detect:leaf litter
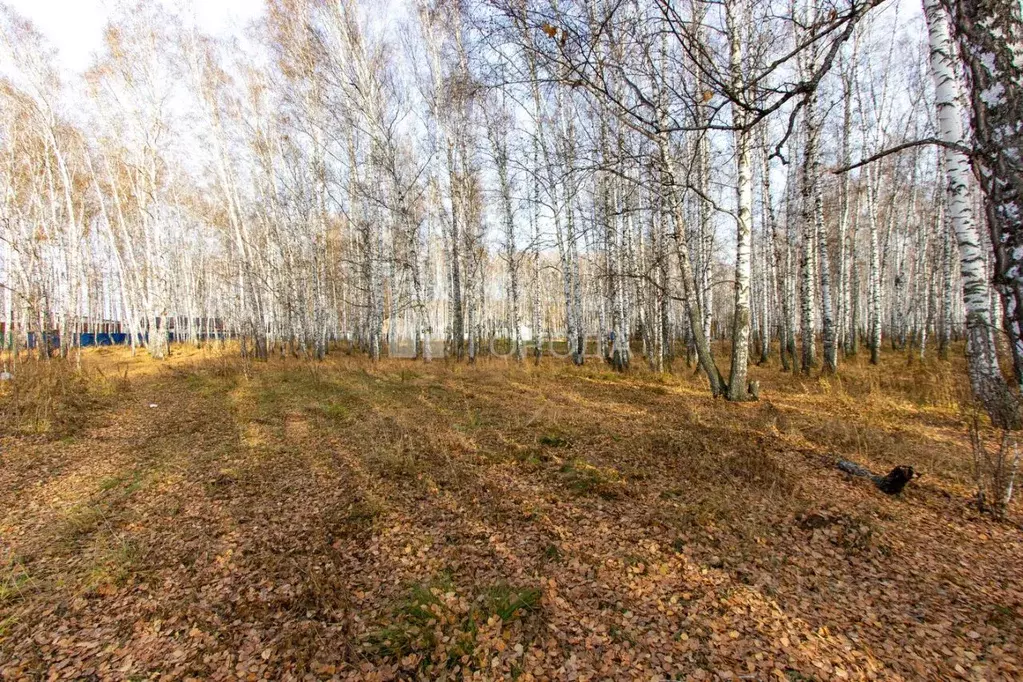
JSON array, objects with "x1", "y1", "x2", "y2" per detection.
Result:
[{"x1": 0, "y1": 347, "x2": 1020, "y2": 680}]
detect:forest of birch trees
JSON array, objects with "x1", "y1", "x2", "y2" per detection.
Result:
[{"x1": 1, "y1": 0, "x2": 1021, "y2": 410}]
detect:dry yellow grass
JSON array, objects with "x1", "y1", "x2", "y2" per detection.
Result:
[{"x1": 0, "y1": 345, "x2": 1020, "y2": 680}]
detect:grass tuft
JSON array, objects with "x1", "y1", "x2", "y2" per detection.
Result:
[
  {"x1": 365, "y1": 574, "x2": 543, "y2": 671},
  {"x1": 539, "y1": 432, "x2": 571, "y2": 448},
  {"x1": 0, "y1": 360, "x2": 106, "y2": 437},
  {"x1": 558, "y1": 458, "x2": 622, "y2": 498}
]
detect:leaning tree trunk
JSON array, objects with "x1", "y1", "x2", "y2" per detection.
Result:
[
  {"x1": 942, "y1": 0, "x2": 1023, "y2": 394},
  {"x1": 925, "y1": 0, "x2": 1019, "y2": 427},
  {"x1": 661, "y1": 137, "x2": 725, "y2": 396}
]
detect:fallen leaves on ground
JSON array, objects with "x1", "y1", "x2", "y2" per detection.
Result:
[{"x1": 0, "y1": 347, "x2": 1020, "y2": 680}]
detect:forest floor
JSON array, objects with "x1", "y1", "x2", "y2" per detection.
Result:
[{"x1": 1, "y1": 345, "x2": 1021, "y2": 681}]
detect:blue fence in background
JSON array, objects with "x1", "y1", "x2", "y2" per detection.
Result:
[
  {"x1": 79, "y1": 333, "x2": 135, "y2": 347},
  {"x1": 17, "y1": 331, "x2": 227, "y2": 349},
  {"x1": 24, "y1": 332, "x2": 138, "y2": 349}
]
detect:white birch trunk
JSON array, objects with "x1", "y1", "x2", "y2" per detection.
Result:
[
  {"x1": 725, "y1": 0, "x2": 754, "y2": 401},
  {"x1": 925, "y1": 0, "x2": 1017, "y2": 425}
]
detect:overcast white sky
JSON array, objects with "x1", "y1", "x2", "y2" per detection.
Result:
[{"x1": 5, "y1": 0, "x2": 266, "y2": 73}]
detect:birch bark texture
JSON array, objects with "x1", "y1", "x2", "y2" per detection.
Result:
[
  {"x1": 925, "y1": 0, "x2": 1018, "y2": 427},
  {"x1": 941, "y1": 0, "x2": 1023, "y2": 393}
]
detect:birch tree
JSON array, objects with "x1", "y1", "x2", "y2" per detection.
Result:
[
  {"x1": 942, "y1": 0, "x2": 1023, "y2": 393},
  {"x1": 924, "y1": 0, "x2": 1018, "y2": 426}
]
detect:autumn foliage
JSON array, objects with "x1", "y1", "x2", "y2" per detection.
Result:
[{"x1": 0, "y1": 347, "x2": 1021, "y2": 680}]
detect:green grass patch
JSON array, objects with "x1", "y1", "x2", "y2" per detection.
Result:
[
  {"x1": 316, "y1": 399, "x2": 352, "y2": 422},
  {"x1": 84, "y1": 537, "x2": 147, "y2": 595},
  {"x1": 480, "y1": 582, "x2": 542, "y2": 621},
  {"x1": 558, "y1": 458, "x2": 622, "y2": 498},
  {"x1": 455, "y1": 410, "x2": 486, "y2": 432},
  {"x1": 184, "y1": 371, "x2": 236, "y2": 398},
  {"x1": 539, "y1": 433, "x2": 571, "y2": 448},
  {"x1": 56, "y1": 503, "x2": 107, "y2": 547},
  {"x1": 324, "y1": 497, "x2": 386, "y2": 541},
  {"x1": 0, "y1": 556, "x2": 33, "y2": 606},
  {"x1": 364, "y1": 436, "x2": 427, "y2": 481},
  {"x1": 364, "y1": 575, "x2": 543, "y2": 671},
  {"x1": 98, "y1": 476, "x2": 123, "y2": 491},
  {"x1": 542, "y1": 543, "x2": 563, "y2": 562}
]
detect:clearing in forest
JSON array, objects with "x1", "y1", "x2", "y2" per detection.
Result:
[{"x1": 1, "y1": 347, "x2": 1021, "y2": 680}]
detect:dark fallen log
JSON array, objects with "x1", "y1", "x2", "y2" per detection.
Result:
[{"x1": 837, "y1": 460, "x2": 918, "y2": 495}]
